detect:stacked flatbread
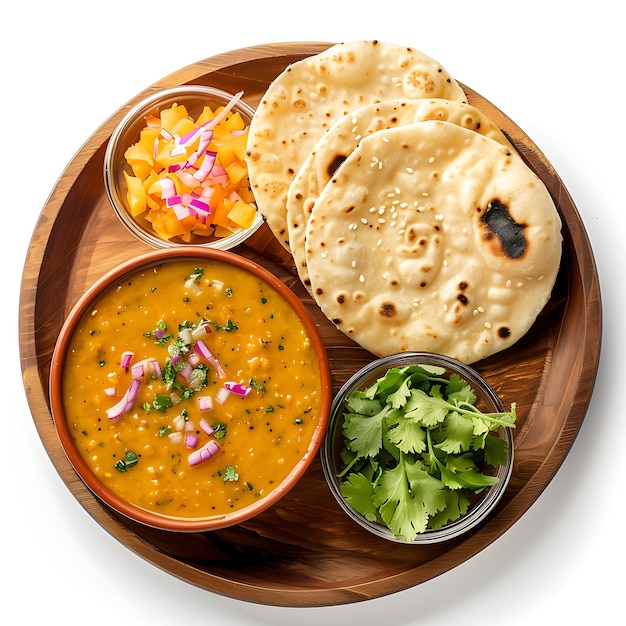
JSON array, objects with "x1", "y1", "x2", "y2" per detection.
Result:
[
  {"x1": 246, "y1": 40, "x2": 467, "y2": 250},
  {"x1": 245, "y1": 41, "x2": 563, "y2": 364}
]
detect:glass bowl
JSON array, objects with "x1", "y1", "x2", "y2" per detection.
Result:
[
  {"x1": 103, "y1": 85, "x2": 264, "y2": 250},
  {"x1": 321, "y1": 351, "x2": 515, "y2": 544}
]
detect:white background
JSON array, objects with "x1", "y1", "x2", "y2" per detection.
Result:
[{"x1": 3, "y1": 1, "x2": 623, "y2": 623}]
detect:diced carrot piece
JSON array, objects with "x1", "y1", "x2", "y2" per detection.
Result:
[
  {"x1": 160, "y1": 104, "x2": 188, "y2": 131},
  {"x1": 196, "y1": 106, "x2": 215, "y2": 126},
  {"x1": 214, "y1": 224, "x2": 234, "y2": 238},
  {"x1": 230, "y1": 130, "x2": 249, "y2": 161},
  {"x1": 228, "y1": 200, "x2": 257, "y2": 229},
  {"x1": 123, "y1": 171, "x2": 147, "y2": 217},
  {"x1": 225, "y1": 161, "x2": 247, "y2": 184},
  {"x1": 237, "y1": 186, "x2": 255, "y2": 203},
  {"x1": 138, "y1": 126, "x2": 160, "y2": 152},
  {"x1": 213, "y1": 198, "x2": 234, "y2": 228},
  {"x1": 214, "y1": 141, "x2": 236, "y2": 167},
  {"x1": 217, "y1": 110, "x2": 245, "y2": 131},
  {"x1": 172, "y1": 117, "x2": 196, "y2": 140}
]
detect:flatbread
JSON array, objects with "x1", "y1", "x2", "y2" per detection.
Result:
[
  {"x1": 246, "y1": 40, "x2": 467, "y2": 250},
  {"x1": 287, "y1": 98, "x2": 513, "y2": 290},
  {"x1": 305, "y1": 120, "x2": 562, "y2": 364}
]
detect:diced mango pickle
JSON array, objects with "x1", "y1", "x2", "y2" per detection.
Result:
[
  {"x1": 122, "y1": 95, "x2": 257, "y2": 243},
  {"x1": 228, "y1": 200, "x2": 257, "y2": 229}
]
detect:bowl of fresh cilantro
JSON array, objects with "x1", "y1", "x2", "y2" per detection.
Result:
[{"x1": 321, "y1": 352, "x2": 517, "y2": 544}]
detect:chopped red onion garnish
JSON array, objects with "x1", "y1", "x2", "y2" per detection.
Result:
[
  {"x1": 185, "y1": 434, "x2": 200, "y2": 449},
  {"x1": 120, "y1": 351, "x2": 134, "y2": 371},
  {"x1": 198, "y1": 396, "x2": 213, "y2": 412},
  {"x1": 154, "y1": 325, "x2": 168, "y2": 340},
  {"x1": 215, "y1": 387, "x2": 230, "y2": 405},
  {"x1": 199, "y1": 418, "x2": 216, "y2": 436},
  {"x1": 193, "y1": 150, "x2": 217, "y2": 182},
  {"x1": 194, "y1": 340, "x2": 226, "y2": 378},
  {"x1": 188, "y1": 439, "x2": 221, "y2": 466},
  {"x1": 106, "y1": 378, "x2": 140, "y2": 421},
  {"x1": 224, "y1": 381, "x2": 252, "y2": 397}
]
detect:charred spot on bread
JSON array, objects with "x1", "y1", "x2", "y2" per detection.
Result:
[
  {"x1": 481, "y1": 199, "x2": 527, "y2": 259},
  {"x1": 379, "y1": 302, "x2": 397, "y2": 317},
  {"x1": 327, "y1": 154, "x2": 348, "y2": 177}
]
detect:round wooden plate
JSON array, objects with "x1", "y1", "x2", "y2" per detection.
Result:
[{"x1": 19, "y1": 42, "x2": 601, "y2": 607}]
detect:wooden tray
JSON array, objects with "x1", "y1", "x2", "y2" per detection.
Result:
[{"x1": 19, "y1": 42, "x2": 601, "y2": 607}]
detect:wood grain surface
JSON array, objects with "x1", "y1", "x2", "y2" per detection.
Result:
[{"x1": 19, "y1": 42, "x2": 601, "y2": 607}]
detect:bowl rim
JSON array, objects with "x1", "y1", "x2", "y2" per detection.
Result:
[
  {"x1": 49, "y1": 246, "x2": 332, "y2": 532},
  {"x1": 103, "y1": 85, "x2": 263, "y2": 250},
  {"x1": 320, "y1": 351, "x2": 514, "y2": 544}
]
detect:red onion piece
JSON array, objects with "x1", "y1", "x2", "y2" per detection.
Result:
[
  {"x1": 215, "y1": 387, "x2": 230, "y2": 405},
  {"x1": 193, "y1": 340, "x2": 226, "y2": 378},
  {"x1": 185, "y1": 434, "x2": 200, "y2": 449},
  {"x1": 188, "y1": 440, "x2": 221, "y2": 466},
  {"x1": 106, "y1": 378, "x2": 140, "y2": 421},
  {"x1": 154, "y1": 324, "x2": 168, "y2": 340},
  {"x1": 198, "y1": 396, "x2": 213, "y2": 412},
  {"x1": 199, "y1": 418, "x2": 216, "y2": 436},
  {"x1": 224, "y1": 381, "x2": 252, "y2": 397},
  {"x1": 178, "y1": 361, "x2": 193, "y2": 382},
  {"x1": 120, "y1": 351, "x2": 134, "y2": 371},
  {"x1": 193, "y1": 151, "x2": 217, "y2": 182},
  {"x1": 159, "y1": 177, "x2": 176, "y2": 199}
]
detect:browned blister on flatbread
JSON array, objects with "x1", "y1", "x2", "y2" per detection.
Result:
[
  {"x1": 304, "y1": 120, "x2": 562, "y2": 364},
  {"x1": 286, "y1": 98, "x2": 513, "y2": 291},
  {"x1": 246, "y1": 40, "x2": 467, "y2": 250}
]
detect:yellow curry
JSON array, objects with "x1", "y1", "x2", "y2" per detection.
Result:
[{"x1": 62, "y1": 258, "x2": 325, "y2": 519}]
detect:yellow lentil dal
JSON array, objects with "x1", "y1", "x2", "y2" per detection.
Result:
[{"x1": 62, "y1": 259, "x2": 324, "y2": 518}]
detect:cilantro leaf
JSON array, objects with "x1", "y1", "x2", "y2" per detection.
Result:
[
  {"x1": 433, "y1": 410, "x2": 474, "y2": 454},
  {"x1": 341, "y1": 472, "x2": 380, "y2": 523},
  {"x1": 387, "y1": 411, "x2": 427, "y2": 454},
  {"x1": 429, "y1": 489, "x2": 471, "y2": 529},
  {"x1": 445, "y1": 452, "x2": 500, "y2": 490},
  {"x1": 345, "y1": 390, "x2": 383, "y2": 416},
  {"x1": 403, "y1": 386, "x2": 450, "y2": 427},
  {"x1": 342, "y1": 405, "x2": 394, "y2": 459},
  {"x1": 387, "y1": 377, "x2": 412, "y2": 409},
  {"x1": 483, "y1": 432, "x2": 510, "y2": 467},
  {"x1": 372, "y1": 454, "x2": 446, "y2": 541}
]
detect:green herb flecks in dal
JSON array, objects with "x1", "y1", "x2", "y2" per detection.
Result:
[{"x1": 338, "y1": 364, "x2": 516, "y2": 542}]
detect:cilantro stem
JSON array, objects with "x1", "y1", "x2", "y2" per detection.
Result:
[{"x1": 453, "y1": 401, "x2": 517, "y2": 428}]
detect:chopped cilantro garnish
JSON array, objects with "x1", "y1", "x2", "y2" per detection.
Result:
[
  {"x1": 223, "y1": 465, "x2": 239, "y2": 482},
  {"x1": 212, "y1": 318, "x2": 238, "y2": 332},
  {"x1": 212, "y1": 423, "x2": 227, "y2": 439},
  {"x1": 188, "y1": 268, "x2": 204, "y2": 282},
  {"x1": 249, "y1": 379, "x2": 266, "y2": 392},
  {"x1": 114, "y1": 450, "x2": 138, "y2": 472},
  {"x1": 150, "y1": 394, "x2": 174, "y2": 412},
  {"x1": 158, "y1": 425, "x2": 172, "y2": 437}
]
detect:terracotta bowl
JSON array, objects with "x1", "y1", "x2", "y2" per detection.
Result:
[
  {"x1": 103, "y1": 85, "x2": 264, "y2": 249},
  {"x1": 321, "y1": 351, "x2": 514, "y2": 544},
  {"x1": 49, "y1": 247, "x2": 331, "y2": 532}
]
